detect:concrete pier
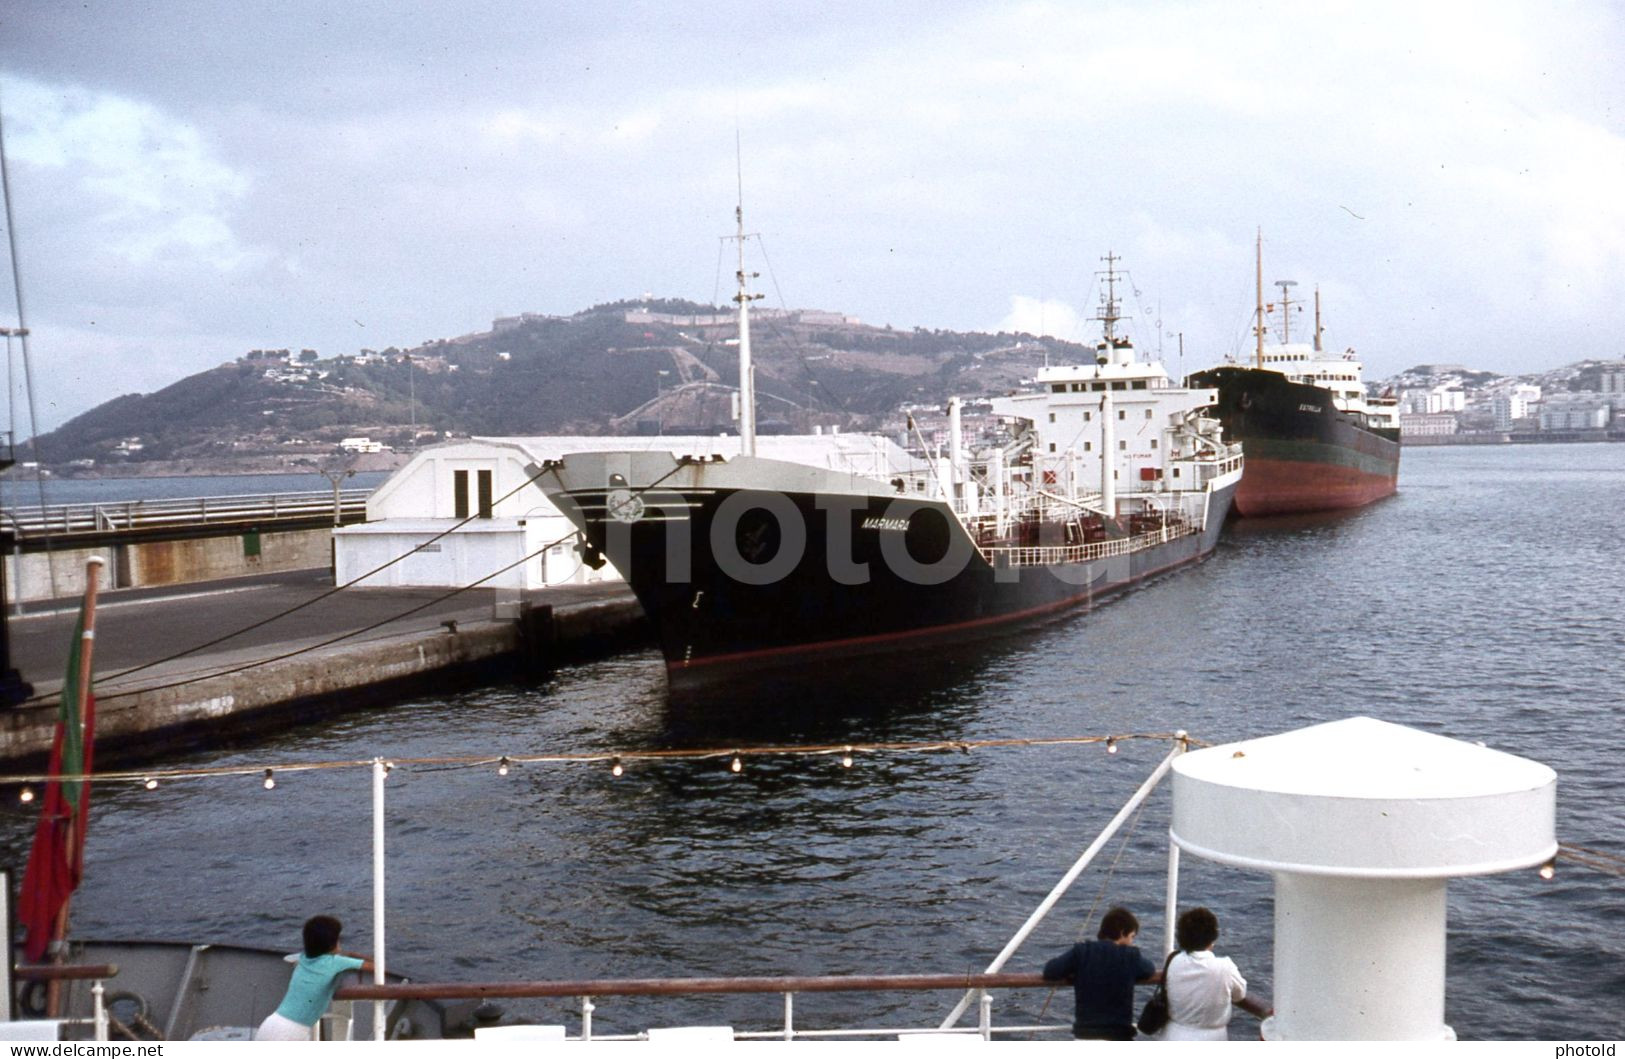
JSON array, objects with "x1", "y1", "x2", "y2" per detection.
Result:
[{"x1": 0, "y1": 569, "x2": 645, "y2": 767}]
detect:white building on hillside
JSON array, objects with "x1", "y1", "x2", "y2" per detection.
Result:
[{"x1": 334, "y1": 433, "x2": 919, "y2": 589}]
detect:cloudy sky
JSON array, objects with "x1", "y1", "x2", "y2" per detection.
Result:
[{"x1": 1, "y1": 0, "x2": 1621, "y2": 433}]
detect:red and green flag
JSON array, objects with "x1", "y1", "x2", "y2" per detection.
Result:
[{"x1": 20, "y1": 598, "x2": 97, "y2": 962}]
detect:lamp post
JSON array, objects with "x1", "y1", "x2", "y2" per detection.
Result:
[
  {"x1": 0, "y1": 326, "x2": 31, "y2": 706},
  {"x1": 0, "y1": 326, "x2": 24, "y2": 465},
  {"x1": 322, "y1": 467, "x2": 357, "y2": 527},
  {"x1": 405, "y1": 354, "x2": 416, "y2": 446}
]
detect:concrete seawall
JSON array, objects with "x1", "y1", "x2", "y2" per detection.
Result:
[
  {"x1": 7, "y1": 527, "x2": 335, "y2": 603},
  {"x1": 1, "y1": 576, "x2": 646, "y2": 769}
]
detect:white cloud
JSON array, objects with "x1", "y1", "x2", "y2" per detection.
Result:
[
  {"x1": 3, "y1": 77, "x2": 257, "y2": 270},
  {"x1": 998, "y1": 295, "x2": 1088, "y2": 342}
]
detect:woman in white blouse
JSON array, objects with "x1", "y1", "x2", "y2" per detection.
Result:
[{"x1": 1158, "y1": 907, "x2": 1271, "y2": 1041}]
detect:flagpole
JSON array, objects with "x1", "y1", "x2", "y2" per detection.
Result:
[{"x1": 47, "y1": 556, "x2": 102, "y2": 1016}]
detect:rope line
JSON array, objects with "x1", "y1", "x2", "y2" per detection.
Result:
[
  {"x1": 67, "y1": 461, "x2": 565, "y2": 695},
  {"x1": 1557, "y1": 843, "x2": 1625, "y2": 878},
  {"x1": 0, "y1": 731, "x2": 1195, "y2": 786},
  {"x1": 24, "y1": 449, "x2": 691, "y2": 708},
  {"x1": 87, "y1": 530, "x2": 577, "y2": 703}
]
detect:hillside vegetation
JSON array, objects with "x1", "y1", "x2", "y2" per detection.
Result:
[{"x1": 22, "y1": 299, "x2": 1081, "y2": 471}]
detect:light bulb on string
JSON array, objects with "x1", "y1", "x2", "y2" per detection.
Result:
[
  {"x1": 19, "y1": 786, "x2": 34, "y2": 804},
  {"x1": 1106, "y1": 737, "x2": 1118, "y2": 755},
  {"x1": 610, "y1": 757, "x2": 623, "y2": 778},
  {"x1": 841, "y1": 747, "x2": 854, "y2": 769},
  {"x1": 262, "y1": 769, "x2": 276, "y2": 790},
  {"x1": 497, "y1": 756, "x2": 510, "y2": 777},
  {"x1": 1538, "y1": 858, "x2": 1556, "y2": 880},
  {"x1": 730, "y1": 754, "x2": 743, "y2": 774},
  {"x1": 143, "y1": 777, "x2": 159, "y2": 790}
]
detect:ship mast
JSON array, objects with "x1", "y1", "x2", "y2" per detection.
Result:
[
  {"x1": 1254, "y1": 229, "x2": 1265, "y2": 369},
  {"x1": 1094, "y1": 251, "x2": 1123, "y2": 353},
  {"x1": 1274, "y1": 279, "x2": 1298, "y2": 344},
  {"x1": 732, "y1": 150, "x2": 763, "y2": 456},
  {"x1": 1314, "y1": 285, "x2": 1324, "y2": 352}
]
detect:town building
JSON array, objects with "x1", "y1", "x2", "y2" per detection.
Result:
[{"x1": 1399, "y1": 413, "x2": 1459, "y2": 437}]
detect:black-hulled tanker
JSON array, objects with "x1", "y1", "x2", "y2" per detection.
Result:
[{"x1": 539, "y1": 256, "x2": 1242, "y2": 690}]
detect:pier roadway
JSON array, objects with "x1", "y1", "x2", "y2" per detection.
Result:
[{"x1": 1, "y1": 569, "x2": 643, "y2": 767}]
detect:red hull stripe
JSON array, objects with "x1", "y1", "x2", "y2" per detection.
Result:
[
  {"x1": 1235, "y1": 456, "x2": 1397, "y2": 517},
  {"x1": 667, "y1": 550, "x2": 1206, "y2": 673}
]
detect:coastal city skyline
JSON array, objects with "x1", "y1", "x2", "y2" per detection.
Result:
[{"x1": 2, "y1": 0, "x2": 1622, "y2": 433}]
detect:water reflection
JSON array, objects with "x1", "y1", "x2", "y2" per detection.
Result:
[{"x1": 658, "y1": 635, "x2": 1030, "y2": 744}]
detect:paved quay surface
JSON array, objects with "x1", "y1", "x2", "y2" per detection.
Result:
[{"x1": 2, "y1": 569, "x2": 642, "y2": 766}]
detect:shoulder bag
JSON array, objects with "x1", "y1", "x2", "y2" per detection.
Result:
[{"x1": 1137, "y1": 950, "x2": 1181, "y2": 1037}]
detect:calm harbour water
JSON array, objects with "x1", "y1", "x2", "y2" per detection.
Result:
[{"x1": 2, "y1": 445, "x2": 1621, "y2": 1040}]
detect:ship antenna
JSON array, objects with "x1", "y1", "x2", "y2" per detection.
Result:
[
  {"x1": 1274, "y1": 279, "x2": 1298, "y2": 344},
  {"x1": 732, "y1": 133, "x2": 763, "y2": 456},
  {"x1": 1254, "y1": 229, "x2": 1264, "y2": 369},
  {"x1": 1314, "y1": 285, "x2": 1324, "y2": 352}
]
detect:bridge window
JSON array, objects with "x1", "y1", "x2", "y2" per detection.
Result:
[
  {"x1": 478, "y1": 469, "x2": 494, "y2": 519},
  {"x1": 1052, "y1": 383, "x2": 1066, "y2": 393},
  {"x1": 454, "y1": 470, "x2": 469, "y2": 519},
  {"x1": 1111, "y1": 381, "x2": 1126, "y2": 390},
  {"x1": 1131, "y1": 380, "x2": 1146, "y2": 389}
]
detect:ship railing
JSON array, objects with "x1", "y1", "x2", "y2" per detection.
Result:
[
  {"x1": 1, "y1": 489, "x2": 373, "y2": 540},
  {"x1": 12, "y1": 963, "x2": 119, "y2": 1041},
  {"x1": 337, "y1": 972, "x2": 1071, "y2": 1041},
  {"x1": 982, "y1": 520, "x2": 1201, "y2": 568},
  {"x1": 336, "y1": 735, "x2": 1194, "y2": 1043}
]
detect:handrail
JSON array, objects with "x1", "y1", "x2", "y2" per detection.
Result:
[
  {"x1": 337, "y1": 971, "x2": 1050, "y2": 1002},
  {"x1": 982, "y1": 521, "x2": 1200, "y2": 568},
  {"x1": 13, "y1": 963, "x2": 120, "y2": 980},
  {"x1": 4, "y1": 489, "x2": 372, "y2": 539}
]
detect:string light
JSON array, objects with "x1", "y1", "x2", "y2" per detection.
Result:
[
  {"x1": 610, "y1": 757, "x2": 623, "y2": 778},
  {"x1": 497, "y1": 756, "x2": 510, "y2": 777},
  {"x1": 1539, "y1": 857, "x2": 1556, "y2": 880},
  {"x1": 1, "y1": 733, "x2": 1201, "y2": 792},
  {"x1": 262, "y1": 769, "x2": 276, "y2": 790},
  {"x1": 19, "y1": 786, "x2": 34, "y2": 803},
  {"x1": 1106, "y1": 737, "x2": 1118, "y2": 755}
]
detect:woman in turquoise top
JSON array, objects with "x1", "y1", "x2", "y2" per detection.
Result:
[{"x1": 256, "y1": 916, "x2": 372, "y2": 1041}]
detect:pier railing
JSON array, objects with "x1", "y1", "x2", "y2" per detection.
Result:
[
  {"x1": 2, "y1": 489, "x2": 372, "y2": 541},
  {"x1": 337, "y1": 972, "x2": 1071, "y2": 1041}
]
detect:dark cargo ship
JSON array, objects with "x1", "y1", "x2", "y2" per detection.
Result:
[
  {"x1": 538, "y1": 250, "x2": 1241, "y2": 688},
  {"x1": 1188, "y1": 237, "x2": 1399, "y2": 517}
]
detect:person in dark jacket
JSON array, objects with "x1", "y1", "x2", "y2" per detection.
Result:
[{"x1": 1042, "y1": 906, "x2": 1160, "y2": 1040}]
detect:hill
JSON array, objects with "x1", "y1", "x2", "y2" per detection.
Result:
[{"x1": 19, "y1": 299, "x2": 1085, "y2": 472}]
